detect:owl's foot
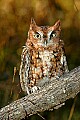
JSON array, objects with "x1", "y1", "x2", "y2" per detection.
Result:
[
  {"x1": 25, "y1": 86, "x2": 40, "y2": 95},
  {"x1": 30, "y1": 86, "x2": 40, "y2": 93}
]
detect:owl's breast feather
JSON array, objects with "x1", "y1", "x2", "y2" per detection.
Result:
[{"x1": 38, "y1": 50, "x2": 54, "y2": 76}]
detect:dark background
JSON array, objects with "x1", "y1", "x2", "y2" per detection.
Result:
[{"x1": 0, "y1": 0, "x2": 80, "y2": 120}]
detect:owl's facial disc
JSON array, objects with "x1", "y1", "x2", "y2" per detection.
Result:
[
  {"x1": 29, "y1": 20, "x2": 61, "y2": 48},
  {"x1": 32, "y1": 30, "x2": 59, "y2": 47}
]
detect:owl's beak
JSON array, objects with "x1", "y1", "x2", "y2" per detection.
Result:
[{"x1": 44, "y1": 39, "x2": 48, "y2": 46}]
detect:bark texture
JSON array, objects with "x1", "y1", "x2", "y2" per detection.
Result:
[{"x1": 0, "y1": 66, "x2": 80, "y2": 120}]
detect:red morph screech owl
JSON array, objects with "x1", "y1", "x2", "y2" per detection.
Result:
[{"x1": 19, "y1": 18, "x2": 69, "y2": 94}]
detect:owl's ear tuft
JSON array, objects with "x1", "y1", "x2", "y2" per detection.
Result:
[
  {"x1": 31, "y1": 18, "x2": 36, "y2": 25},
  {"x1": 54, "y1": 20, "x2": 61, "y2": 30},
  {"x1": 30, "y1": 18, "x2": 37, "y2": 30}
]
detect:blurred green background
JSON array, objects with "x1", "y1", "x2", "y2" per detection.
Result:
[{"x1": 0, "y1": 0, "x2": 80, "y2": 120}]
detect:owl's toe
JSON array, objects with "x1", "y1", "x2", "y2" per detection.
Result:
[{"x1": 31, "y1": 86, "x2": 40, "y2": 93}]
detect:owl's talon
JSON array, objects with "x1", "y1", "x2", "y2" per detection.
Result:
[{"x1": 31, "y1": 86, "x2": 40, "y2": 93}]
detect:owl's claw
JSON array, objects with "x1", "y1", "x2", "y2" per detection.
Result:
[{"x1": 31, "y1": 86, "x2": 40, "y2": 93}]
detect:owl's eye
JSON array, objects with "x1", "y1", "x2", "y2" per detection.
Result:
[
  {"x1": 50, "y1": 31, "x2": 56, "y2": 39},
  {"x1": 34, "y1": 32, "x2": 41, "y2": 39}
]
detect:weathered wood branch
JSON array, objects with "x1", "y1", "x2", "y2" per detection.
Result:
[{"x1": 0, "y1": 66, "x2": 80, "y2": 120}]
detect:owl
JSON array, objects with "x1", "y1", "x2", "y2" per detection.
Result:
[{"x1": 19, "y1": 18, "x2": 69, "y2": 94}]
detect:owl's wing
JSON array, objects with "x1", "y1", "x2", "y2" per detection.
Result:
[
  {"x1": 61, "y1": 53, "x2": 69, "y2": 73},
  {"x1": 19, "y1": 46, "x2": 30, "y2": 94}
]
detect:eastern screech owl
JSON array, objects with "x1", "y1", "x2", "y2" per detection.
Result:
[{"x1": 19, "y1": 18, "x2": 69, "y2": 94}]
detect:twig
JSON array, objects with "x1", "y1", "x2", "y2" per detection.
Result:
[{"x1": 68, "y1": 96, "x2": 77, "y2": 120}]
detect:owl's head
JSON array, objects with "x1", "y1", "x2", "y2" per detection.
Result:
[{"x1": 27, "y1": 18, "x2": 61, "y2": 49}]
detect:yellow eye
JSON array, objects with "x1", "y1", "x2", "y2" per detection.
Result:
[
  {"x1": 50, "y1": 31, "x2": 56, "y2": 39},
  {"x1": 52, "y1": 33, "x2": 56, "y2": 37},
  {"x1": 34, "y1": 32, "x2": 41, "y2": 39}
]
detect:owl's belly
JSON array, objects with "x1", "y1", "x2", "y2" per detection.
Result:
[
  {"x1": 31, "y1": 50, "x2": 55, "y2": 81},
  {"x1": 39, "y1": 50, "x2": 53, "y2": 76},
  {"x1": 29, "y1": 49, "x2": 65, "y2": 86}
]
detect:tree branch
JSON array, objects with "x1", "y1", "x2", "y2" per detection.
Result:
[{"x1": 0, "y1": 66, "x2": 80, "y2": 120}]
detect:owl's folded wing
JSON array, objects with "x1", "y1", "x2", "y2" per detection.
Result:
[{"x1": 19, "y1": 46, "x2": 30, "y2": 94}]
